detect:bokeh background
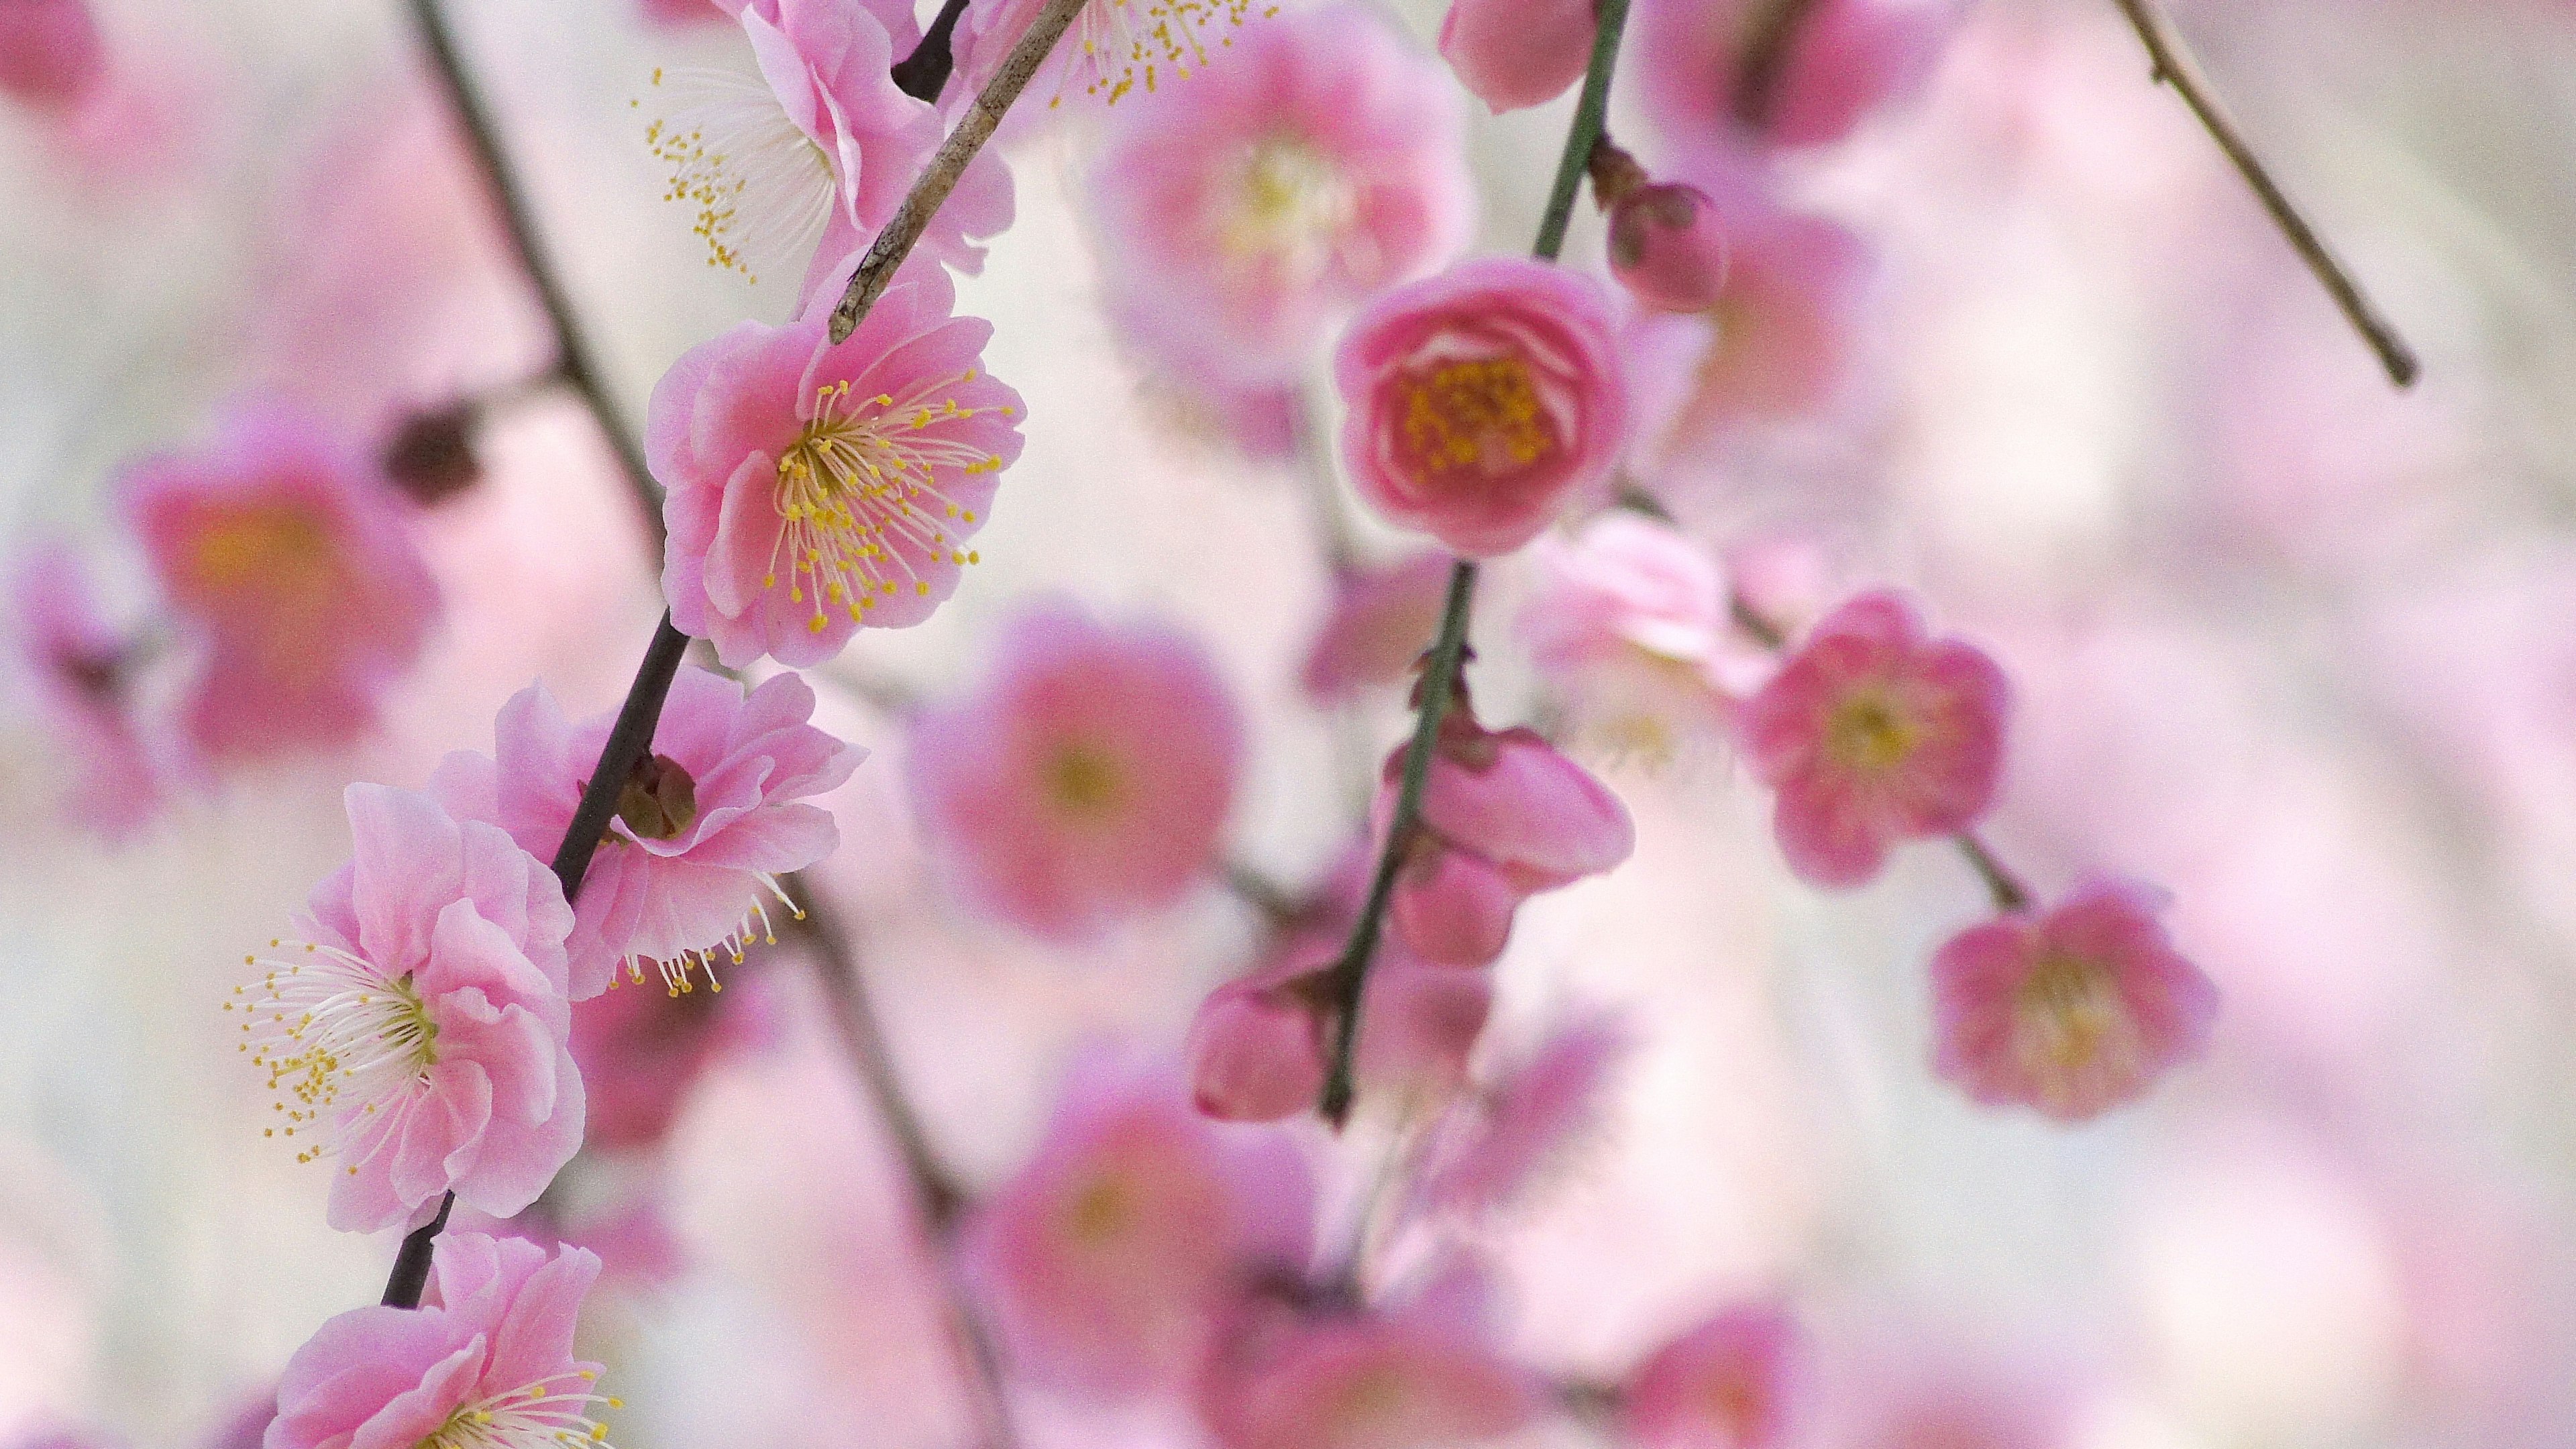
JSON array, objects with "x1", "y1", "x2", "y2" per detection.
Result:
[{"x1": 4, "y1": 0, "x2": 2575, "y2": 1446}]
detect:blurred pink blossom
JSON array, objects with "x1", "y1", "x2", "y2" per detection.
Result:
[
  {"x1": 1738, "y1": 590, "x2": 2006, "y2": 889},
  {"x1": 639, "y1": 0, "x2": 728, "y2": 25},
  {"x1": 236, "y1": 785, "x2": 580, "y2": 1233},
  {"x1": 1630, "y1": 0, "x2": 1960, "y2": 151},
  {"x1": 1187, "y1": 923, "x2": 1493, "y2": 1123},
  {"x1": 119, "y1": 409, "x2": 441, "y2": 761},
  {"x1": 1438, "y1": 0, "x2": 1592, "y2": 113},
  {"x1": 1301, "y1": 551, "x2": 1456, "y2": 703},
  {"x1": 1201, "y1": 1308, "x2": 1540, "y2": 1449},
  {"x1": 1337, "y1": 257, "x2": 1629, "y2": 558},
  {"x1": 649, "y1": 262, "x2": 1022, "y2": 667},
  {"x1": 264, "y1": 1234, "x2": 611, "y2": 1449},
  {"x1": 570, "y1": 958, "x2": 747, "y2": 1150},
  {"x1": 1411, "y1": 1012, "x2": 1631, "y2": 1217},
  {"x1": 1622, "y1": 1301, "x2": 1806, "y2": 1449},
  {"x1": 1520, "y1": 513, "x2": 1770, "y2": 756},
  {"x1": 0, "y1": 0, "x2": 103, "y2": 109},
  {"x1": 1093, "y1": 3, "x2": 1472, "y2": 386},
  {"x1": 906, "y1": 598, "x2": 1242, "y2": 940},
  {"x1": 963, "y1": 1061, "x2": 1315, "y2": 1395},
  {"x1": 1609, "y1": 182, "x2": 1731, "y2": 315},
  {"x1": 431, "y1": 667, "x2": 861, "y2": 998},
  {"x1": 5, "y1": 539, "x2": 164, "y2": 841},
  {"x1": 1929, "y1": 879, "x2": 2218, "y2": 1122},
  {"x1": 1187, "y1": 969, "x2": 1326, "y2": 1122}
]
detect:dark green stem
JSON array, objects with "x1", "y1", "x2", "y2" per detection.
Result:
[{"x1": 1532, "y1": 0, "x2": 1636, "y2": 264}]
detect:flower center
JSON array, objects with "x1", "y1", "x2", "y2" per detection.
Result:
[
  {"x1": 1065, "y1": 1173, "x2": 1136, "y2": 1244},
  {"x1": 1044, "y1": 744, "x2": 1126, "y2": 819},
  {"x1": 2016, "y1": 951, "x2": 2120, "y2": 1071},
  {"x1": 413, "y1": 1369, "x2": 621, "y2": 1449},
  {"x1": 1822, "y1": 692, "x2": 1915, "y2": 772},
  {"x1": 182, "y1": 502, "x2": 350, "y2": 672},
  {"x1": 1222, "y1": 135, "x2": 1356, "y2": 280},
  {"x1": 612, "y1": 753, "x2": 699, "y2": 843},
  {"x1": 645, "y1": 66, "x2": 837, "y2": 284},
  {"x1": 1397, "y1": 356, "x2": 1561, "y2": 481},
  {"x1": 767, "y1": 379, "x2": 1004, "y2": 635},
  {"x1": 231, "y1": 941, "x2": 439, "y2": 1166}
]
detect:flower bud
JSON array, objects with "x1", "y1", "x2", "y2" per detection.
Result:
[
  {"x1": 1609, "y1": 183, "x2": 1729, "y2": 314},
  {"x1": 1438, "y1": 0, "x2": 1593, "y2": 114},
  {"x1": 1187, "y1": 975, "x2": 1325, "y2": 1122},
  {"x1": 0, "y1": 0, "x2": 104, "y2": 109}
]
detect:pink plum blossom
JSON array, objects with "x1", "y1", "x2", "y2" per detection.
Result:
[
  {"x1": 1093, "y1": 4, "x2": 1473, "y2": 385},
  {"x1": 264, "y1": 1234, "x2": 614, "y2": 1449},
  {"x1": 0, "y1": 0, "x2": 105, "y2": 109},
  {"x1": 1610, "y1": 183, "x2": 1731, "y2": 314},
  {"x1": 1301, "y1": 551, "x2": 1457, "y2": 703},
  {"x1": 234, "y1": 785, "x2": 581, "y2": 1233},
  {"x1": 650, "y1": 0, "x2": 1010, "y2": 305},
  {"x1": 905, "y1": 598, "x2": 1243, "y2": 939},
  {"x1": 1438, "y1": 0, "x2": 1593, "y2": 113},
  {"x1": 1201, "y1": 1310, "x2": 1541, "y2": 1449},
  {"x1": 5, "y1": 540, "x2": 164, "y2": 841},
  {"x1": 1336, "y1": 257, "x2": 1629, "y2": 557},
  {"x1": 1188, "y1": 925, "x2": 1492, "y2": 1122},
  {"x1": 1379, "y1": 700, "x2": 1635, "y2": 967},
  {"x1": 1929, "y1": 879, "x2": 2220, "y2": 1122},
  {"x1": 1411, "y1": 1013, "x2": 1631, "y2": 1217},
  {"x1": 119, "y1": 409, "x2": 440, "y2": 761},
  {"x1": 1737, "y1": 590, "x2": 2008, "y2": 890},
  {"x1": 639, "y1": 0, "x2": 727, "y2": 25},
  {"x1": 431, "y1": 667, "x2": 861, "y2": 999},
  {"x1": 1622, "y1": 1303, "x2": 1806, "y2": 1449},
  {"x1": 649, "y1": 261, "x2": 1024, "y2": 667},
  {"x1": 1631, "y1": 0, "x2": 1961, "y2": 151},
  {"x1": 964, "y1": 1062, "x2": 1315, "y2": 1395},
  {"x1": 953, "y1": 0, "x2": 1268, "y2": 119}
]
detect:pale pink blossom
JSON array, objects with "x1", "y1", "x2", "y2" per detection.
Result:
[
  {"x1": 0, "y1": 0, "x2": 105, "y2": 109},
  {"x1": 1622, "y1": 1303, "x2": 1806, "y2": 1449},
  {"x1": 264, "y1": 1234, "x2": 614, "y2": 1449},
  {"x1": 649, "y1": 0, "x2": 1011, "y2": 304},
  {"x1": 953, "y1": 0, "x2": 1267, "y2": 119},
  {"x1": 1738, "y1": 591, "x2": 2007, "y2": 890},
  {"x1": 119, "y1": 409, "x2": 440, "y2": 760},
  {"x1": 234, "y1": 785, "x2": 581, "y2": 1232},
  {"x1": 1203, "y1": 1310, "x2": 1541, "y2": 1449},
  {"x1": 1412, "y1": 1013, "x2": 1631, "y2": 1216},
  {"x1": 1631, "y1": 0, "x2": 1960, "y2": 151},
  {"x1": 430, "y1": 667, "x2": 861, "y2": 999},
  {"x1": 1519, "y1": 513, "x2": 1768, "y2": 755},
  {"x1": 1610, "y1": 183, "x2": 1731, "y2": 314},
  {"x1": 1301, "y1": 552, "x2": 1457, "y2": 702},
  {"x1": 1380, "y1": 702, "x2": 1634, "y2": 967},
  {"x1": 1093, "y1": 4, "x2": 1473, "y2": 385},
  {"x1": 649, "y1": 262, "x2": 1023, "y2": 667},
  {"x1": 1187, "y1": 969, "x2": 1326, "y2": 1122},
  {"x1": 1929, "y1": 879, "x2": 2220, "y2": 1122},
  {"x1": 1336, "y1": 257, "x2": 1629, "y2": 557},
  {"x1": 905, "y1": 598, "x2": 1242, "y2": 939},
  {"x1": 963, "y1": 1062, "x2": 1316, "y2": 1395},
  {"x1": 1438, "y1": 0, "x2": 1592, "y2": 113},
  {"x1": 5, "y1": 540, "x2": 164, "y2": 841}
]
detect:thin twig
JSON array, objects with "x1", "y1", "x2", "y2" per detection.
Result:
[
  {"x1": 378, "y1": 1193, "x2": 454, "y2": 1309},
  {"x1": 1533, "y1": 0, "x2": 1635, "y2": 266},
  {"x1": 1733, "y1": 0, "x2": 1824, "y2": 131},
  {"x1": 830, "y1": 0, "x2": 1091, "y2": 341},
  {"x1": 409, "y1": 0, "x2": 667, "y2": 540},
  {"x1": 891, "y1": 0, "x2": 975, "y2": 102},
  {"x1": 2108, "y1": 0, "x2": 2419, "y2": 390},
  {"x1": 1953, "y1": 831, "x2": 2031, "y2": 914}
]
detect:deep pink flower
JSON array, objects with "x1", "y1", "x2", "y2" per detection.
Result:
[
  {"x1": 1187, "y1": 969, "x2": 1326, "y2": 1123},
  {"x1": 1929, "y1": 879, "x2": 2220, "y2": 1122},
  {"x1": 1631, "y1": 0, "x2": 1960, "y2": 151},
  {"x1": 1520, "y1": 513, "x2": 1765, "y2": 756},
  {"x1": 431, "y1": 667, "x2": 861, "y2": 999},
  {"x1": 1380, "y1": 704, "x2": 1634, "y2": 967},
  {"x1": 1203, "y1": 1311, "x2": 1541, "y2": 1449},
  {"x1": 119, "y1": 409, "x2": 440, "y2": 761},
  {"x1": 1622, "y1": 1303, "x2": 1805, "y2": 1449},
  {"x1": 650, "y1": 0, "x2": 1010, "y2": 305},
  {"x1": 649, "y1": 262, "x2": 1024, "y2": 667},
  {"x1": 1093, "y1": 4, "x2": 1472, "y2": 385},
  {"x1": 1438, "y1": 0, "x2": 1591, "y2": 113},
  {"x1": 234, "y1": 785, "x2": 580, "y2": 1232},
  {"x1": 1300, "y1": 551, "x2": 1457, "y2": 703},
  {"x1": 1610, "y1": 183, "x2": 1731, "y2": 314},
  {"x1": 265, "y1": 1234, "x2": 613, "y2": 1449},
  {"x1": 964, "y1": 1062, "x2": 1315, "y2": 1396},
  {"x1": 1412, "y1": 1014, "x2": 1631, "y2": 1217},
  {"x1": 1738, "y1": 591, "x2": 2008, "y2": 890},
  {"x1": 0, "y1": 0, "x2": 105, "y2": 109},
  {"x1": 1336, "y1": 257, "x2": 1628, "y2": 557},
  {"x1": 5, "y1": 540, "x2": 164, "y2": 841},
  {"x1": 953, "y1": 0, "x2": 1267, "y2": 119},
  {"x1": 905, "y1": 598, "x2": 1243, "y2": 939}
]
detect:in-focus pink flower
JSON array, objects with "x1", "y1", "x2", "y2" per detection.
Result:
[
  {"x1": 234, "y1": 784, "x2": 581, "y2": 1232},
  {"x1": 1380, "y1": 702, "x2": 1634, "y2": 967},
  {"x1": 1093, "y1": 4, "x2": 1472, "y2": 385},
  {"x1": 1412, "y1": 1013, "x2": 1631, "y2": 1217},
  {"x1": 965, "y1": 1062, "x2": 1315, "y2": 1396},
  {"x1": 649, "y1": 0, "x2": 1011, "y2": 305},
  {"x1": 1623, "y1": 1303, "x2": 1806, "y2": 1449},
  {"x1": 649, "y1": 262, "x2": 1023, "y2": 667},
  {"x1": 1631, "y1": 0, "x2": 1960, "y2": 151},
  {"x1": 5, "y1": 540, "x2": 164, "y2": 841},
  {"x1": 953, "y1": 0, "x2": 1267, "y2": 118},
  {"x1": 0, "y1": 0, "x2": 105, "y2": 109},
  {"x1": 1438, "y1": 0, "x2": 1592, "y2": 113},
  {"x1": 119, "y1": 410, "x2": 440, "y2": 761},
  {"x1": 431, "y1": 667, "x2": 861, "y2": 998},
  {"x1": 1520, "y1": 513, "x2": 1768, "y2": 757},
  {"x1": 265, "y1": 1234, "x2": 614, "y2": 1449},
  {"x1": 906, "y1": 598, "x2": 1242, "y2": 939},
  {"x1": 1738, "y1": 591, "x2": 2007, "y2": 890},
  {"x1": 1301, "y1": 551, "x2": 1457, "y2": 703},
  {"x1": 1336, "y1": 257, "x2": 1628, "y2": 557},
  {"x1": 1929, "y1": 879, "x2": 2220, "y2": 1122},
  {"x1": 1203, "y1": 1311, "x2": 1541, "y2": 1449}
]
